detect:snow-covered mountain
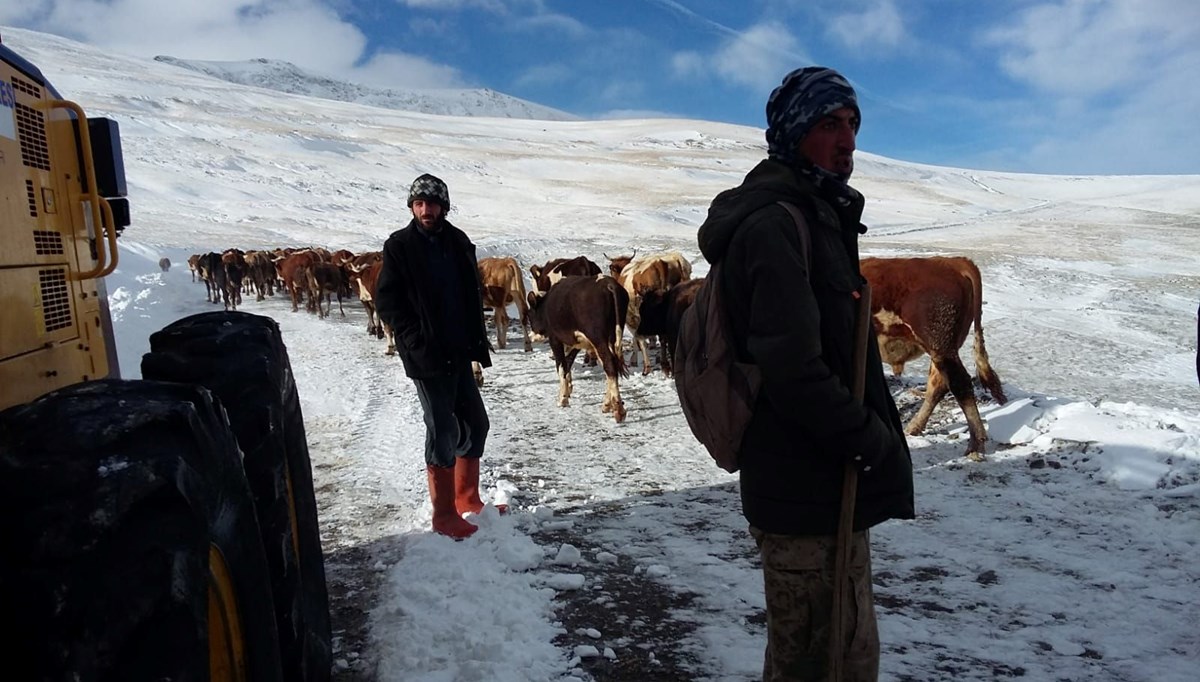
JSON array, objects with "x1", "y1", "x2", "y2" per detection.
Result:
[{"x1": 152, "y1": 54, "x2": 577, "y2": 121}]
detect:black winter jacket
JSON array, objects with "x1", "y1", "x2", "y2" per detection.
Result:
[
  {"x1": 374, "y1": 219, "x2": 492, "y2": 379},
  {"x1": 697, "y1": 159, "x2": 914, "y2": 535}
]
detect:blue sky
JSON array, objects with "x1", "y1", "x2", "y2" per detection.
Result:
[{"x1": 4, "y1": 0, "x2": 1197, "y2": 175}]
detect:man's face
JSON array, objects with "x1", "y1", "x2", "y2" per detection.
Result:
[
  {"x1": 798, "y1": 107, "x2": 858, "y2": 178},
  {"x1": 411, "y1": 198, "x2": 444, "y2": 229}
]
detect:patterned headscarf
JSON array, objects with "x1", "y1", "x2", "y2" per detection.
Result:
[
  {"x1": 407, "y1": 173, "x2": 450, "y2": 211},
  {"x1": 765, "y1": 66, "x2": 860, "y2": 166}
]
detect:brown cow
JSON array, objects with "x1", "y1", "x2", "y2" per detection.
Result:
[
  {"x1": 239, "y1": 250, "x2": 273, "y2": 301},
  {"x1": 526, "y1": 275, "x2": 630, "y2": 423},
  {"x1": 187, "y1": 253, "x2": 202, "y2": 282},
  {"x1": 637, "y1": 277, "x2": 704, "y2": 377},
  {"x1": 306, "y1": 262, "x2": 346, "y2": 319},
  {"x1": 344, "y1": 251, "x2": 382, "y2": 297},
  {"x1": 529, "y1": 255, "x2": 602, "y2": 294},
  {"x1": 478, "y1": 256, "x2": 533, "y2": 352},
  {"x1": 275, "y1": 250, "x2": 321, "y2": 312},
  {"x1": 220, "y1": 249, "x2": 246, "y2": 311},
  {"x1": 861, "y1": 256, "x2": 1007, "y2": 461},
  {"x1": 331, "y1": 249, "x2": 355, "y2": 267}
]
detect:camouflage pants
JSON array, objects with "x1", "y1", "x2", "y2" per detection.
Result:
[{"x1": 750, "y1": 528, "x2": 879, "y2": 682}]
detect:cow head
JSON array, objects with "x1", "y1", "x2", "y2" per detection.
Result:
[
  {"x1": 605, "y1": 251, "x2": 635, "y2": 279},
  {"x1": 525, "y1": 291, "x2": 549, "y2": 335}
]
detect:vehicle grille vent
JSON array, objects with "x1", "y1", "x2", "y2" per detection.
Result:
[
  {"x1": 39, "y1": 268, "x2": 72, "y2": 332},
  {"x1": 16, "y1": 103, "x2": 50, "y2": 171},
  {"x1": 33, "y1": 230, "x2": 64, "y2": 255},
  {"x1": 11, "y1": 75, "x2": 42, "y2": 98},
  {"x1": 26, "y1": 180, "x2": 37, "y2": 217}
]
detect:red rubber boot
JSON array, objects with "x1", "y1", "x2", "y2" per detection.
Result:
[
  {"x1": 428, "y1": 465, "x2": 478, "y2": 539},
  {"x1": 455, "y1": 457, "x2": 508, "y2": 515}
]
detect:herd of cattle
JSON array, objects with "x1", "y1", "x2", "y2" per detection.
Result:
[{"x1": 185, "y1": 247, "x2": 1007, "y2": 459}]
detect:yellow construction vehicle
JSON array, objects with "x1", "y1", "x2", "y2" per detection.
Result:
[{"x1": 0, "y1": 34, "x2": 331, "y2": 681}]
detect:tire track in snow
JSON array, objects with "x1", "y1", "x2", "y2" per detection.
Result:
[{"x1": 235, "y1": 296, "x2": 429, "y2": 679}]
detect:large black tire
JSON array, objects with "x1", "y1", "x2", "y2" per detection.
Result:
[
  {"x1": 143, "y1": 311, "x2": 332, "y2": 682},
  {"x1": 0, "y1": 379, "x2": 284, "y2": 681}
]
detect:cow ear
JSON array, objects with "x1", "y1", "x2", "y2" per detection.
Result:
[{"x1": 527, "y1": 291, "x2": 539, "y2": 309}]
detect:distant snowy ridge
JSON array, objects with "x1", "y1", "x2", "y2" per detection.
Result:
[{"x1": 153, "y1": 55, "x2": 578, "y2": 121}]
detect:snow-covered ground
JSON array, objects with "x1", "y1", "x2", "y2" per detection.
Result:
[{"x1": 8, "y1": 26, "x2": 1200, "y2": 682}]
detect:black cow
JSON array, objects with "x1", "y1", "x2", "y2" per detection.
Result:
[{"x1": 637, "y1": 277, "x2": 704, "y2": 377}]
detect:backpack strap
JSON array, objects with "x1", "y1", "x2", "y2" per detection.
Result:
[{"x1": 776, "y1": 201, "x2": 813, "y2": 277}]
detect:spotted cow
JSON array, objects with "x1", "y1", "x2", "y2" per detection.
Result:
[
  {"x1": 609, "y1": 251, "x2": 693, "y2": 375},
  {"x1": 529, "y1": 255, "x2": 602, "y2": 294},
  {"x1": 349, "y1": 259, "x2": 395, "y2": 354}
]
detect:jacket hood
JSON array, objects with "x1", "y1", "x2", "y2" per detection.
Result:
[{"x1": 698, "y1": 159, "x2": 862, "y2": 264}]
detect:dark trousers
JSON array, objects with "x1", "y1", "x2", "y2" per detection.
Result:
[{"x1": 412, "y1": 362, "x2": 489, "y2": 468}]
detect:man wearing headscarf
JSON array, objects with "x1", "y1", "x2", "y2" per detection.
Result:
[
  {"x1": 696, "y1": 67, "x2": 915, "y2": 679},
  {"x1": 375, "y1": 173, "x2": 499, "y2": 540}
]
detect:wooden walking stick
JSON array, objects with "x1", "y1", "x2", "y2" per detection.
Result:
[{"x1": 829, "y1": 282, "x2": 874, "y2": 681}]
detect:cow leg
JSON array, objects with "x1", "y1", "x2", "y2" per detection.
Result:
[
  {"x1": 337, "y1": 292, "x2": 345, "y2": 317},
  {"x1": 551, "y1": 343, "x2": 577, "y2": 407},
  {"x1": 661, "y1": 338, "x2": 674, "y2": 378},
  {"x1": 908, "y1": 358, "x2": 988, "y2": 461},
  {"x1": 656, "y1": 335, "x2": 671, "y2": 376},
  {"x1": 600, "y1": 352, "x2": 626, "y2": 424},
  {"x1": 637, "y1": 336, "x2": 653, "y2": 375},
  {"x1": 495, "y1": 307, "x2": 508, "y2": 350},
  {"x1": 383, "y1": 323, "x2": 396, "y2": 356},
  {"x1": 362, "y1": 301, "x2": 378, "y2": 336},
  {"x1": 906, "y1": 363, "x2": 950, "y2": 438},
  {"x1": 940, "y1": 357, "x2": 989, "y2": 461},
  {"x1": 520, "y1": 316, "x2": 533, "y2": 353}
]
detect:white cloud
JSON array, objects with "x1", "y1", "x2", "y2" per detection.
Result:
[
  {"x1": 827, "y1": 0, "x2": 907, "y2": 51},
  {"x1": 349, "y1": 51, "x2": 469, "y2": 89},
  {"x1": 976, "y1": 0, "x2": 1200, "y2": 174},
  {"x1": 669, "y1": 51, "x2": 706, "y2": 79},
  {"x1": 2, "y1": 0, "x2": 475, "y2": 90},
  {"x1": 513, "y1": 63, "x2": 571, "y2": 89},
  {"x1": 397, "y1": 0, "x2": 507, "y2": 11},
  {"x1": 13, "y1": 1, "x2": 366, "y2": 68},
  {"x1": 509, "y1": 12, "x2": 588, "y2": 39},
  {"x1": 713, "y1": 23, "x2": 802, "y2": 92},
  {"x1": 983, "y1": 0, "x2": 1200, "y2": 97}
]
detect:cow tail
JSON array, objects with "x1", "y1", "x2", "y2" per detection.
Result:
[
  {"x1": 608, "y1": 282, "x2": 629, "y2": 377},
  {"x1": 965, "y1": 259, "x2": 1007, "y2": 404}
]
